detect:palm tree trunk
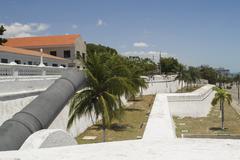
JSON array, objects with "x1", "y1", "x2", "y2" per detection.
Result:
[
  {"x1": 102, "y1": 119, "x2": 106, "y2": 142},
  {"x1": 238, "y1": 83, "x2": 240, "y2": 104},
  {"x1": 89, "y1": 112, "x2": 94, "y2": 125},
  {"x1": 181, "y1": 81, "x2": 184, "y2": 93},
  {"x1": 102, "y1": 126, "x2": 106, "y2": 142},
  {"x1": 221, "y1": 101, "x2": 224, "y2": 130},
  {"x1": 118, "y1": 95, "x2": 122, "y2": 107}
]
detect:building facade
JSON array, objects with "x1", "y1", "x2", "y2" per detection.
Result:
[
  {"x1": 216, "y1": 67, "x2": 230, "y2": 77},
  {"x1": 4, "y1": 34, "x2": 86, "y2": 68},
  {"x1": 0, "y1": 46, "x2": 69, "y2": 67}
]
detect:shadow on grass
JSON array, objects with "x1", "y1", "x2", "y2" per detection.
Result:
[
  {"x1": 124, "y1": 108, "x2": 143, "y2": 112},
  {"x1": 209, "y1": 127, "x2": 228, "y2": 131},
  {"x1": 89, "y1": 123, "x2": 133, "y2": 132}
]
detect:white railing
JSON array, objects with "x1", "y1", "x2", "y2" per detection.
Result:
[{"x1": 0, "y1": 63, "x2": 67, "y2": 77}]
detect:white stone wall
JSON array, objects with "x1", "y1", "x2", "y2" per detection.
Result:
[
  {"x1": 0, "y1": 96, "x2": 37, "y2": 125},
  {"x1": 20, "y1": 129, "x2": 77, "y2": 150},
  {"x1": 168, "y1": 85, "x2": 214, "y2": 117},
  {"x1": 142, "y1": 80, "x2": 185, "y2": 95}
]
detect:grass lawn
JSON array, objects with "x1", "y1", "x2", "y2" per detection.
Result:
[
  {"x1": 76, "y1": 95, "x2": 155, "y2": 144},
  {"x1": 173, "y1": 102, "x2": 240, "y2": 138},
  {"x1": 176, "y1": 85, "x2": 202, "y2": 93}
]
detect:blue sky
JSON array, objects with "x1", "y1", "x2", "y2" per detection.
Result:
[{"x1": 1, "y1": 0, "x2": 240, "y2": 72}]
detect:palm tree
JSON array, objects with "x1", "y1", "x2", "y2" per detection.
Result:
[
  {"x1": 67, "y1": 52, "x2": 140, "y2": 142},
  {"x1": 211, "y1": 87, "x2": 232, "y2": 129},
  {"x1": 188, "y1": 66, "x2": 200, "y2": 87},
  {"x1": 176, "y1": 64, "x2": 187, "y2": 92},
  {"x1": 234, "y1": 74, "x2": 240, "y2": 104}
]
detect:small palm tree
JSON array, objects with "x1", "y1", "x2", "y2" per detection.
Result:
[
  {"x1": 67, "y1": 53, "x2": 138, "y2": 142},
  {"x1": 211, "y1": 87, "x2": 232, "y2": 129}
]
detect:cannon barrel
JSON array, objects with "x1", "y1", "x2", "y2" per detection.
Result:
[{"x1": 0, "y1": 70, "x2": 86, "y2": 151}]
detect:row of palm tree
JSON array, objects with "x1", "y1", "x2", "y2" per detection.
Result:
[
  {"x1": 176, "y1": 65, "x2": 201, "y2": 92},
  {"x1": 67, "y1": 52, "x2": 147, "y2": 141}
]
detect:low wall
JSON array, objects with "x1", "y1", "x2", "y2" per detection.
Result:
[
  {"x1": 0, "y1": 77, "x2": 58, "y2": 100},
  {"x1": 142, "y1": 80, "x2": 185, "y2": 95},
  {"x1": 0, "y1": 96, "x2": 37, "y2": 125},
  {"x1": 168, "y1": 85, "x2": 215, "y2": 117},
  {"x1": 144, "y1": 85, "x2": 215, "y2": 140},
  {"x1": 49, "y1": 103, "x2": 95, "y2": 137}
]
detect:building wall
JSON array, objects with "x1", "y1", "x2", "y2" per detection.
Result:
[
  {"x1": 0, "y1": 51, "x2": 68, "y2": 67},
  {"x1": 25, "y1": 46, "x2": 75, "y2": 60},
  {"x1": 21, "y1": 38, "x2": 86, "y2": 68},
  {"x1": 74, "y1": 37, "x2": 87, "y2": 68}
]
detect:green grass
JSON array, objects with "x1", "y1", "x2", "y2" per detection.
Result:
[
  {"x1": 173, "y1": 102, "x2": 240, "y2": 138},
  {"x1": 76, "y1": 95, "x2": 155, "y2": 144}
]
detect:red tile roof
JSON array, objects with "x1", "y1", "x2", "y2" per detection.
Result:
[
  {"x1": 0, "y1": 45, "x2": 69, "y2": 61},
  {"x1": 4, "y1": 34, "x2": 80, "y2": 48}
]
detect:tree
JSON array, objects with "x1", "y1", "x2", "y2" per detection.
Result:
[
  {"x1": 0, "y1": 25, "x2": 7, "y2": 45},
  {"x1": 127, "y1": 56, "x2": 157, "y2": 76},
  {"x1": 199, "y1": 65, "x2": 218, "y2": 84},
  {"x1": 188, "y1": 66, "x2": 200, "y2": 86},
  {"x1": 234, "y1": 74, "x2": 240, "y2": 104},
  {"x1": 160, "y1": 57, "x2": 181, "y2": 74},
  {"x1": 87, "y1": 43, "x2": 118, "y2": 56},
  {"x1": 176, "y1": 64, "x2": 187, "y2": 91},
  {"x1": 67, "y1": 52, "x2": 144, "y2": 142},
  {"x1": 211, "y1": 87, "x2": 232, "y2": 129}
]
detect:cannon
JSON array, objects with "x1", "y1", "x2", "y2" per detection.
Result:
[{"x1": 0, "y1": 70, "x2": 86, "y2": 151}]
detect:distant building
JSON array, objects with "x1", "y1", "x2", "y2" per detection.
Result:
[
  {"x1": 216, "y1": 67, "x2": 230, "y2": 77},
  {"x1": 0, "y1": 45, "x2": 69, "y2": 67},
  {"x1": 4, "y1": 34, "x2": 86, "y2": 68}
]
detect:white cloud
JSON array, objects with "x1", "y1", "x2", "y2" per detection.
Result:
[
  {"x1": 96, "y1": 19, "x2": 106, "y2": 27},
  {"x1": 72, "y1": 24, "x2": 78, "y2": 29},
  {"x1": 133, "y1": 42, "x2": 149, "y2": 48},
  {"x1": 1, "y1": 22, "x2": 49, "y2": 38}
]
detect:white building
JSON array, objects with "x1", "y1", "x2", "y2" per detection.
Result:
[
  {"x1": 0, "y1": 45, "x2": 69, "y2": 67},
  {"x1": 4, "y1": 34, "x2": 86, "y2": 68}
]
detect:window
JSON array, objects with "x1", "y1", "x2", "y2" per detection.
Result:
[
  {"x1": 15, "y1": 60, "x2": 21, "y2": 64},
  {"x1": 28, "y1": 61, "x2": 32, "y2": 65},
  {"x1": 64, "y1": 50, "x2": 71, "y2": 58},
  {"x1": 50, "y1": 51, "x2": 57, "y2": 56},
  {"x1": 1, "y1": 58, "x2": 8, "y2": 63},
  {"x1": 82, "y1": 53, "x2": 86, "y2": 61},
  {"x1": 52, "y1": 63, "x2": 58, "y2": 67}
]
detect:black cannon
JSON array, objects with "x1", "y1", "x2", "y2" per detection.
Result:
[{"x1": 0, "y1": 70, "x2": 86, "y2": 151}]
